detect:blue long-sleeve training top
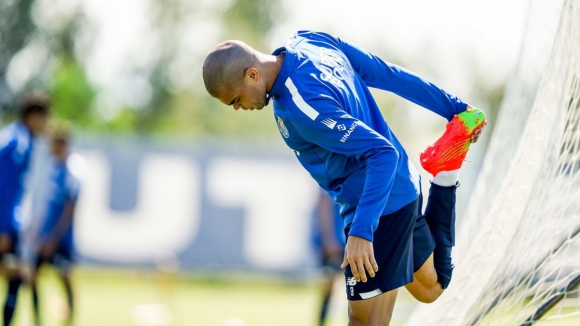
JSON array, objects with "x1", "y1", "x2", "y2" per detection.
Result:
[
  {"x1": 38, "y1": 156, "x2": 81, "y2": 249},
  {"x1": 0, "y1": 122, "x2": 34, "y2": 234},
  {"x1": 267, "y1": 31, "x2": 468, "y2": 242}
]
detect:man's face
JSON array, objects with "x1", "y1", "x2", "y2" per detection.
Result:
[
  {"x1": 25, "y1": 113, "x2": 49, "y2": 135},
  {"x1": 218, "y1": 68, "x2": 267, "y2": 111},
  {"x1": 51, "y1": 137, "x2": 68, "y2": 161}
]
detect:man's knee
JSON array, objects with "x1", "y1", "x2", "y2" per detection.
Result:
[
  {"x1": 406, "y1": 277, "x2": 444, "y2": 303},
  {"x1": 411, "y1": 288, "x2": 443, "y2": 303},
  {"x1": 348, "y1": 314, "x2": 366, "y2": 326},
  {"x1": 348, "y1": 303, "x2": 368, "y2": 325},
  {"x1": 348, "y1": 312, "x2": 392, "y2": 326},
  {"x1": 349, "y1": 319, "x2": 375, "y2": 326}
]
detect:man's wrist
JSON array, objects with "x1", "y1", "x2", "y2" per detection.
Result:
[{"x1": 347, "y1": 233, "x2": 373, "y2": 243}]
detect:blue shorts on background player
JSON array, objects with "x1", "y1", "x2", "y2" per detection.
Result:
[
  {"x1": 29, "y1": 123, "x2": 84, "y2": 326},
  {"x1": 0, "y1": 93, "x2": 49, "y2": 326},
  {"x1": 202, "y1": 31, "x2": 487, "y2": 325},
  {"x1": 311, "y1": 191, "x2": 345, "y2": 326}
]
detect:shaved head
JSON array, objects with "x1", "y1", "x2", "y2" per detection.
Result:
[{"x1": 203, "y1": 41, "x2": 259, "y2": 98}]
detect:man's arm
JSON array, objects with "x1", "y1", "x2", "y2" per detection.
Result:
[
  {"x1": 41, "y1": 199, "x2": 74, "y2": 257},
  {"x1": 0, "y1": 133, "x2": 16, "y2": 159},
  {"x1": 337, "y1": 37, "x2": 468, "y2": 121},
  {"x1": 287, "y1": 98, "x2": 395, "y2": 281},
  {"x1": 0, "y1": 135, "x2": 16, "y2": 241},
  {"x1": 42, "y1": 169, "x2": 81, "y2": 257},
  {"x1": 285, "y1": 89, "x2": 399, "y2": 242}
]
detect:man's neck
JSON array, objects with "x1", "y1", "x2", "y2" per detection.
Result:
[
  {"x1": 56, "y1": 152, "x2": 69, "y2": 163},
  {"x1": 21, "y1": 120, "x2": 35, "y2": 136},
  {"x1": 263, "y1": 52, "x2": 285, "y2": 94}
]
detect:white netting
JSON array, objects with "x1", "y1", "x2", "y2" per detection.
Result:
[{"x1": 406, "y1": 0, "x2": 580, "y2": 325}]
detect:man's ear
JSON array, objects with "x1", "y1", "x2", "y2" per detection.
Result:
[{"x1": 244, "y1": 68, "x2": 259, "y2": 82}]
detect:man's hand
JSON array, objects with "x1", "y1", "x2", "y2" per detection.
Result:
[
  {"x1": 341, "y1": 235, "x2": 378, "y2": 283},
  {"x1": 466, "y1": 105, "x2": 487, "y2": 143}
]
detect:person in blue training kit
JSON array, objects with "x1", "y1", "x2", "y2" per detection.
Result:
[
  {"x1": 312, "y1": 191, "x2": 345, "y2": 326},
  {"x1": 29, "y1": 124, "x2": 81, "y2": 326},
  {"x1": 202, "y1": 31, "x2": 486, "y2": 325},
  {"x1": 0, "y1": 93, "x2": 50, "y2": 326}
]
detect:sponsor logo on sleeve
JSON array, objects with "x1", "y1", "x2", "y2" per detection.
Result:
[
  {"x1": 340, "y1": 122, "x2": 358, "y2": 142},
  {"x1": 320, "y1": 118, "x2": 337, "y2": 129}
]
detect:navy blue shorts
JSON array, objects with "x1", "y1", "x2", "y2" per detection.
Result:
[{"x1": 344, "y1": 193, "x2": 435, "y2": 301}]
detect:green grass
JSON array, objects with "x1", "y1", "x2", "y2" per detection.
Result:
[
  {"x1": 9, "y1": 267, "x2": 359, "y2": 326},
  {"x1": 10, "y1": 266, "x2": 580, "y2": 326},
  {"x1": 9, "y1": 267, "x2": 580, "y2": 326}
]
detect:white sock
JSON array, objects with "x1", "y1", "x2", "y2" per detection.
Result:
[{"x1": 432, "y1": 169, "x2": 461, "y2": 187}]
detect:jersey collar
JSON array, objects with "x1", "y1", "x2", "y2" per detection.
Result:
[
  {"x1": 16, "y1": 121, "x2": 33, "y2": 138},
  {"x1": 266, "y1": 46, "x2": 297, "y2": 105}
]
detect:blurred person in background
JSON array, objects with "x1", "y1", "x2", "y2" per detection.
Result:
[
  {"x1": 0, "y1": 93, "x2": 50, "y2": 326},
  {"x1": 28, "y1": 124, "x2": 82, "y2": 326},
  {"x1": 312, "y1": 191, "x2": 345, "y2": 326}
]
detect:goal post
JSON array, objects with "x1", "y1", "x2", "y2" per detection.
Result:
[{"x1": 406, "y1": 0, "x2": 580, "y2": 325}]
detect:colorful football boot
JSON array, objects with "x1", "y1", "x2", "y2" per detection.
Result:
[{"x1": 420, "y1": 108, "x2": 486, "y2": 176}]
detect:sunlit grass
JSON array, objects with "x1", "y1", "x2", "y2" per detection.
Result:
[
  {"x1": 7, "y1": 267, "x2": 579, "y2": 326},
  {"x1": 7, "y1": 266, "x2": 355, "y2": 326}
]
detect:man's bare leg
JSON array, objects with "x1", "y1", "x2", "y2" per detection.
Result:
[
  {"x1": 348, "y1": 288, "x2": 398, "y2": 326},
  {"x1": 405, "y1": 253, "x2": 444, "y2": 303}
]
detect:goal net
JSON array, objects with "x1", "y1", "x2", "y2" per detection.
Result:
[{"x1": 406, "y1": 0, "x2": 580, "y2": 325}]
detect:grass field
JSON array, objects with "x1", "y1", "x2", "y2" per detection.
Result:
[
  {"x1": 6, "y1": 266, "x2": 580, "y2": 326},
  {"x1": 6, "y1": 266, "x2": 415, "y2": 326}
]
